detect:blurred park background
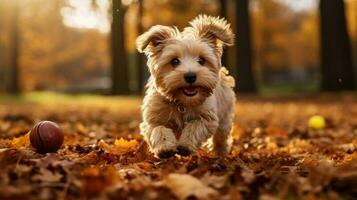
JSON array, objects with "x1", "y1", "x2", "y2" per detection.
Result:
[{"x1": 0, "y1": 0, "x2": 356, "y2": 95}]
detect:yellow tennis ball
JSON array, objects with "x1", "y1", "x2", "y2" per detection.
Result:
[{"x1": 308, "y1": 115, "x2": 326, "y2": 129}]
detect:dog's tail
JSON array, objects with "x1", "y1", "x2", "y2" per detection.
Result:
[{"x1": 219, "y1": 67, "x2": 235, "y2": 88}]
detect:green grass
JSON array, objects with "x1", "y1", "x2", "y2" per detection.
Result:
[
  {"x1": 2, "y1": 82, "x2": 354, "y2": 107},
  {"x1": 259, "y1": 81, "x2": 319, "y2": 96},
  {"x1": 0, "y1": 92, "x2": 141, "y2": 107}
]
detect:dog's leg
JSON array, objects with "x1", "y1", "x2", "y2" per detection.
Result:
[
  {"x1": 213, "y1": 119, "x2": 233, "y2": 156},
  {"x1": 140, "y1": 123, "x2": 177, "y2": 158},
  {"x1": 177, "y1": 119, "x2": 218, "y2": 156},
  {"x1": 212, "y1": 85, "x2": 235, "y2": 156}
]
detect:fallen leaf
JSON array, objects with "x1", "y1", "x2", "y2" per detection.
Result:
[
  {"x1": 200, "y1": 173, "x2": 227, "y2": 189},
  {"x1": 82, "y1": 166, "x2": 118, "y2": 196},
  {"x1": 163, "y1": 173, "x2": 219, "y2": 200},
  {"x1": 11, "y1": 132, "x2": 31, "y2": 149},
  {"x1": 32, "y1": 168, "x2": 63, "y2": 183},
  {"x1": 135, "y1": 161, "x2": 154, "y2": 170},
  {"x1": 265, "y1": 127, "x2": 288, "y2": 137},
  {"x1": 98, "y1": 138, "x2": 138, "y2": 155},
  {"x1": 114, "y1": 138, "x2": 138, "y2": 151}
]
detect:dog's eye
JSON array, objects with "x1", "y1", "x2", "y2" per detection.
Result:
[
  {"x1": 198, "y1": 57, "x2": 205, "y2": 65},
  {"x1": 170, "y1": 58, "x2": 180, "y2": 67}
]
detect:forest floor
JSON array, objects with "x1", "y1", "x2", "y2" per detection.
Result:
[{"x1": 0, "y1": 92, "x2": 356, "y2": 200}]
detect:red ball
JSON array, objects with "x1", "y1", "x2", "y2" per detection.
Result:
[{"x1": 30, "y1": 121, "x2": 64, "y2": 153}]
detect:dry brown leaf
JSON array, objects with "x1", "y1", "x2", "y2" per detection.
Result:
[
  {"x1": 265, "y1": 127, "x2": 288, "y2": 137},
  {"x1": 200, "y1": 173, "x2": 227, "y2": 189},
  {"x1": 114, "y1": 138, "x2": 138, "y2": 151},
  {"x1": 98, "y1": 138, "x2": 138, "y2": 155},
  {"x1": 135, "y1": 161, "x2": 154, "y2": 170},
  {"x1": 11, "y1": 132, "x2": 31, "y2": 149},
  {"x1": 31, "y1": 168, "x2": 63, "y2": 183},
  {"x1": 82, "y1": 166, "x2": 118, "y2": 196},
  {"x1": 163, "y1": 173, "x2": 219, "y2": 200}
]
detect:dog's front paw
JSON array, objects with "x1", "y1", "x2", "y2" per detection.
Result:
[
  {"x1": 150, "y1": 126, "x2": 177, "y2": 159},
  {"x1": 178, "y1": 120, "x2": 216, "y2": 156},
  {"x1": 152, "y1": 144, "x2": 177, "y2": 159},
  {"x1": 157, "y1": 149, "x2": 177, "y2": 158},
  {"x1": 177, "y1": 145, "x2": 193, "y2": 156},
  {"x1": 176, "y1": 140, "x2": 197, "y2": 156}
]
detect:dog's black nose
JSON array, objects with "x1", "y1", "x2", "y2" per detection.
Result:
[{"x1": 184, "y1": 72, "x2": 197, "y2": 84}]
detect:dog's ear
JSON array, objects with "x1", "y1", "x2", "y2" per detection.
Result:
[
  {"x1": 136, "y1": 25, "x2": 178, "y2": 55},
  {"x1": 188, "y1": 15, "x2": 234, "y2": 53}
]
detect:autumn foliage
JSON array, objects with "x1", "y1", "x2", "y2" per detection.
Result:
[
  {"x1": 1, "y1": 0, "x2": 356, "y2": 92},
  {"x1": 0, "y1": 94, "x2": 356, "y2": 199}
]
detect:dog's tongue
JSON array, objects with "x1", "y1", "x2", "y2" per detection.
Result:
[{"x1": 183, "y1": 87, "x2": 198, "y2": 96}]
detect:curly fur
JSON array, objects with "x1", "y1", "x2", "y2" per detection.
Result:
[{"x1": 137, "y1": 15, "x2": 236, "y2": 158}]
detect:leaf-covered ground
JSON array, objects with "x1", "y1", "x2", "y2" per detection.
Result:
[{"x1": 0, "y1": 93, "x2": 356, "y2": 200}]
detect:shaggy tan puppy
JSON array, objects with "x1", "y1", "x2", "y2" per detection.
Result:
[{"x1": 136, "y1": 15, "x2": 236, "y2": 158}]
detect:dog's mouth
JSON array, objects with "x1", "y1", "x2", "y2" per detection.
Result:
[{"x1": 182, "y1": 86, "x2": 198, "y2": 97}]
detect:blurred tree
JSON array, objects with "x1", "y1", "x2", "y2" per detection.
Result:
[
  {"x1": 137, "y1": 0, "x2": 148, "y2": 93},
  {"x1": 320, "y1": 0, "x2": 355, "y2": 91},
  {"x1": 139, "y1": 0, "x2": 218, "y2": 30},
  {"x1": 0, "y1": 0, "x2": 6, "y2": 92},
  {"x1": 288, "y1": 11, "x2": 319, "y2": 70},
  {"x1": 256, "y1": 0, "x2": 290, "y2": 82},
  {"x1": 7, "y1": 0, "x2": 20, "y2": 94},
  {"x1": 111, "y1": 0, "x2": 130, "y2": 94},
  {"x1": 219, "y1": 0, "x2": 228, "y2": 68},
  {"x1": 346, "y1": 0, "x2": 357, "y2": 85},
  {"x1": 18, "y1": 0, "x2": 110, "y2": 91},
  {"x1": 251, "y1": 0, "x2": 319, "y2": 87},
  {"x1": 235, "y1": 0, "x2": 256, "y2": 92}
]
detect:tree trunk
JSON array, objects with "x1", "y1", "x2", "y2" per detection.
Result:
[
  {"x1": 320, "y1": 0, "x2": 355, "y2": 91},
  {"x1": 111, "y1": 0, "x2": 129, "y2": 95},
  {"x1": 0, "y1": 1, "x2": 5, "y2": 92},
  {"x1": 235, "y1": 0, "x2": 256, "y2": 93},
  {"x1": 7, "y1": 0, "x2": 20, "y2": 94},
  {"x1": 137, "y1": 0, "x2": 148, "y2": 93},
  {"x1": 219, "y1": 0, "x2": 228, "y2": 68}
]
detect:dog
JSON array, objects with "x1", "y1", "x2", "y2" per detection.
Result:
[{"x1": 136, "y1": 15, "x2": 236, "y2": 158}]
